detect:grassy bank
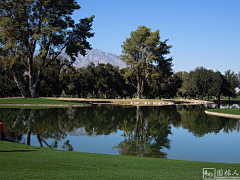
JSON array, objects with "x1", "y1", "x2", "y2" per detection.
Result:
[
  {"x1": 208, "y1": 108, "x2": 240, "y2": 115},
  {"x1": 0, "y1": 98, "x2": 89, "y2": 109},
  {"x1": 0, "y1": 98, "x2": 84, "y2": 105},
  {"x1": 0, "y1": 141, "x2": 240, "y2": 180},
  {"x1": 0, "y1": 97, "x2": 211, "y2": 108},
  {"x1": 230, "y1": 96, "x2": 240, "y2": 101}
]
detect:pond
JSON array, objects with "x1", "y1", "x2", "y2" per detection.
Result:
[{"x1": 1, "y1": 105, "x2": 240, "y2": 163}]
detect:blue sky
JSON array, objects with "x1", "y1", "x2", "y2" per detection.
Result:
[{"x1": 73, "y1": 0, "x2": 240, "y2": 73}]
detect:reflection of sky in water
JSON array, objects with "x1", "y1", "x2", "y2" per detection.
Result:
[
  {"x1": 21, "y1": 130, "x2": 124, "y2": 155},
  {"x1": 5, "y1": 105, "x2": 239, "y2": 163},
  {"x1": 162, "y1": 125, "x2": 240, "y2": 163},
  {"x1": 21, "y1": 124, "x2": 240, "y2": 163}
]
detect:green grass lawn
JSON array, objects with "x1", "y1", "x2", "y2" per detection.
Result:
[
  {"x1": 0, "y1": 98, "x2": 86, "y2": 105},
  {"x1": 0, "y1": 141, "x2": 240, "y2": 180},
  {"x1": 232, "y1": 96, "x2": 240, "y2": 101},
  {"x1": 208, "y1": 108, "x2": 240, "y2": 115}
]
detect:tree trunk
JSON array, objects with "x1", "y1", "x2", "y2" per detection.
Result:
[
  {"x1": 12, "y1": 109, "x2": 25, "y2": 128},
  {"x1": 137, "y1": 76, "x2": 144, "y2": 99},
  {"x1": 29, "y1": 71, "x2": 41, "y2": 98},
  {"x1": 13, "y1": 75, "x2": 27, "y2": 98},
  {"x1": 137, "y1": 82, "x2": 141, "y2": 99},
  {"x1": 135, "y1": 106, "x2": 140, "y2": 141},
  {"x1": 27, "y1": 109, "x2": 36, "y2": 145},
  {"x1": 36, "y1": 131, "x2": 43, "y2": 147},
  {"x1": 27, "y1": 129, "x2": 31, "y2": 145}
]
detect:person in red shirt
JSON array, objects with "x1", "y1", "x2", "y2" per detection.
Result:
[{"x1": 0, "y1": 119, "x2": 6, "y2": 139}]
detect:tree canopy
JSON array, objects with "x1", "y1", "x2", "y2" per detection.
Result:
[
  {"x1": 120, "y1": 26, "x2": 173, "y2": 99},
  {"x1": 176, "y1": 67, "x2": 239, "y2": 101},
  {"x1": 0, "y1": 0, "x2": 94, "y2": 97}
]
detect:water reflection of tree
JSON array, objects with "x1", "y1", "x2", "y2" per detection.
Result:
[
  {"x1": 177, "y1": 105, "x2": 240, "y2": 137},
  {"x1": 2, "y1": 105, "x2": 240, "y2": 155},
  {"x1": 115, "y1": 106, "x2": 180, "y2": 158},
  {"x1": 72, "y1": 105, "x2": 135, "y2": 136},
  {"x1": 1, "y1": 108, "x2": 25, "y2": 142},
  {"x1": 1, "y1": 108, "x2": 74, "y2": 150},
  {"x1": 62, "y1": 140, "x2": 73, "y2": 151}
]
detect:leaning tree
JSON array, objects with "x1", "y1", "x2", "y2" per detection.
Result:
[{"x1": 0, "y1": 0, "x2": 94, "y2": 97}]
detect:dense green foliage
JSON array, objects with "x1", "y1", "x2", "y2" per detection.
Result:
[
  {"x1": 0, "y1": 0, "x2": 94, "y2": 98},
  {"x1": 69, "y1": 63, "x2": 127, "y2": 98},
  {"x1": 1, "y1": 62, "x2": 239, "y2": 99},
  {"x1": 120, "y1": 26, "x2": 175, "y2": 99},
  {"x1": 0, "y1": 74, "x2": 17, "y2": 97},
  {"x1": 176, "y1": 67, "x2": 239, "y2": 100}
]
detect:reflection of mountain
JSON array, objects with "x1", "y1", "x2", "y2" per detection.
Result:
[
  {"x1": 72, "y1": 49, "x2": 126, "y2": 68},
  {"x1": 68, "y1": 127, "x2": 97, "y2": 137}
]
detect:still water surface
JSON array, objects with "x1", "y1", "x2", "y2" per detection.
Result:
[{"x1": 1, "y1": 105, "x2": 239, "y2": 163}]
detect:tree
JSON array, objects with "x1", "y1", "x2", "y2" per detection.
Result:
[
  {"x1": 94, "y1": 63, "x2": 123, "y2": 98},
  {"x1": 95, "y1": 63, "x2": 111, "y2": 98},
  {"x1": 224, "y1": 70, "x2": 238, "y2": 101},
  {"x1": 0, "y1": 0, "x2": 94, "y2": 97},
  {"x1": 0, "y1": 74, "x2": 16, "y2": 97},
  {"x1": 120, "y1": 68, "x2": 135, "y2": 99},
  {"x1": 162, "y1": 74, "x2": 182, "y2": 98},
  {"x1": 238, "y1": 72, "x2": 240, "y2": 88},
  {"x1": 149, "y1": 38, "x2": 174, "y2": 99},
  {"x1": 37, "y1": 56, "x2": 72, "y2": 97},
  {"x1": 103, "y1": 63, "x2": 124, "y2": 98},
  {"x1": 82, "y1": 63, "x2": 98, "y2": 97},
  {"x1": 208, "y1": 71, "x2": 224, "y2": 101},
  {"x1": 176, "y1": 71, "x2": 193, "y2": 99},
  {"x1": 121, "y1": 26, "x2": 172, "y2": 99},
  {"x1": 189, "y1": 67, "x2": 213, "y2": 100},
  {"x1": 0, "y1": 50, "x2": 28, "y2": 97}
]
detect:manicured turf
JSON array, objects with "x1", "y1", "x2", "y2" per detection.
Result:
[
  {"x1": 231, "y1": 96, "x2": 240, "y2": 101},
  {"x1": 0, "y1": 141, "x2": 239, "y2": 180},
  {"x1": 208, "y1": 108, "x2": 240, "y2": 115},
  {"x1": 0, "y1": 98, "x2": 85, "y2": 105}
]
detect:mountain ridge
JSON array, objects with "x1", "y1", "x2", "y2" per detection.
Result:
[{"x1": 73, "y1": 48, "x2": 126, "y2": 69}]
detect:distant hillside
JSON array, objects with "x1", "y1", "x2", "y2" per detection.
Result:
[{"x1": 72, "y1": 49, "x2": 126, "y2": 69}]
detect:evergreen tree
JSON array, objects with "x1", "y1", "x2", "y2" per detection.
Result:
[
  {"x1": 121, "y1": 26, "x2": 172, "y2": 99},
  {"x1": 224, "y1": 70, "x2": 238, "y2": 101},
  {"x1": 209, "y1": 71, "x2": 224, "y2": 101}
]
